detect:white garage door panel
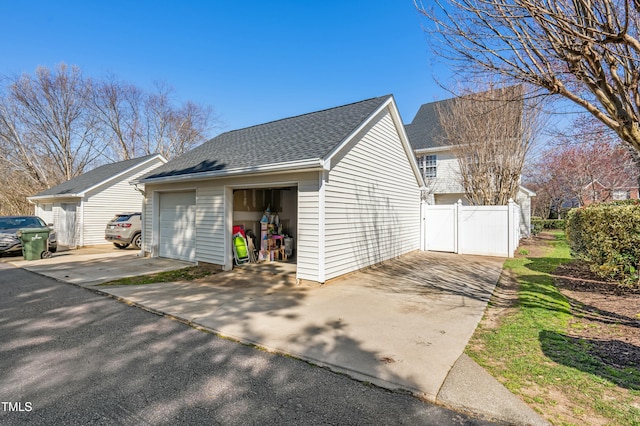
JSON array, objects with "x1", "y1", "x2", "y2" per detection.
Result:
[{"x1": 159, "y1": 192, "x2": 196, "y2": 261}]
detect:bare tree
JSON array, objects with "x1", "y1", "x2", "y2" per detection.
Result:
[
  {"x1": 7, "y1": 64, "x2": 102, "y2": 181},
  {"x1": 142, "y1": 83, "x2": 213, "y2": 160},
  {"x1": 91, "y1": 75, "x2": 144, "y2": 161},
  {"x1": 417, "y1": 0, "x2": 640, "y2": 158},
  {"x1": 0, "y1": 65, "x2": 217, "y2": 215},
  {"x1": 436, "y1": 85, "x2": 540, "y2": 205}
]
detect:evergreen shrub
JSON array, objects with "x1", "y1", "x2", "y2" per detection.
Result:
[{"x1": 566, "y1": 203, "x2": 640, "y2": 287}]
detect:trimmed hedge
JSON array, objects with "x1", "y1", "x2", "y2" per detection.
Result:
[{"x1": 566, "y1": 203, "x2": 640, "y2": 286}]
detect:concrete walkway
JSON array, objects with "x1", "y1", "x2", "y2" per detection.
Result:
[{"x1": 10, "y1": 249, "x2": 548, "y2": 425}]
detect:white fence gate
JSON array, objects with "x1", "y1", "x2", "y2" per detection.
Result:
[{"x1": 421, "y1": 199, "x2": 521, "y2": 258}]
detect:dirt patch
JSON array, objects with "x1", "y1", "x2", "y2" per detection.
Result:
[
  {"x1": 553, "y1": 261, "x2": 640, "y2": 372},
  {"x1": 517, "y1": 235, "x2": 551, "y2": 258},
  {"x1": 481, "y1": 269, "x2": 520, "y2": 329}
]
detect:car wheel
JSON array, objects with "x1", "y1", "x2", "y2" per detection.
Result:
[
  {"x1": 131, "y1": 233, "x2": 142, "y2": 249},
  {"x1": 114, "y1": 243, "x2": 129, "y2": 249}
]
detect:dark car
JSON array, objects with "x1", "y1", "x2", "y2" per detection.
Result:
[{"x1": 0, "y1": 216, "x2": 57, "y2": 255}]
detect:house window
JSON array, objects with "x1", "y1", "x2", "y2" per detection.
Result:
[
  {"x1": 420, "y1": 155, "x2": 437, "y2": 178},
  {"x1": 613, "y1": 189, "x2": 630, "y2": 200}
]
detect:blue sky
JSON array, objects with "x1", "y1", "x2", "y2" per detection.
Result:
[{"x1": 2, "y1": 1, "x2": 451, "y2": 133}]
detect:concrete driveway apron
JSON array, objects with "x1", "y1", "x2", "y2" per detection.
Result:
[
  {"x1": 97, "y1": 250, "x2": 504, "y2": 402},
  {"x1": 7, "y1": 246, "x2": 193, "y2": 285}
]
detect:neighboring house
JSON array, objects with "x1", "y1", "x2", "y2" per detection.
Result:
[
  {"x1": 134, "y1": 95, "x2": 424, "y2": 284},
  {"x1": 28, "y1": 154, "x2": 167, "y2": 248},
  {"x1": 404, "y1": 97, "x2": 536, "y2": 236},
  {"x1": 582, "y1": 179, "x2": 640, "y2": 205}
]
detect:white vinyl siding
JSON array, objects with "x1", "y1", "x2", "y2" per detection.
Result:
[
  {"x1": 196, "y1": 186, "x2": 226, "y2": 265},
  {"x1": 30, "y1": 158, "x2": 165, "y2": 248},
  {"x1": 81, "y1": 160, "x2": 163, "y2": 245},
  {"x1": 435, "y1": 193, "x2": 468, "y2": 205},
  {"x1": 420, "y1": 149, "x2": 465, "y2": 195},
  {"x1": 296, "y1": 175, "x2": 321, "y2": 282},
  {"x1": 516, "y1": 188, "x2": 533, "y2": 237},
  {"x1": 35, "y1": 203, "x2": 53, "y2": 225},
  {"x1": 323, "y1": 109, "x2": 421, "y2": 281}
]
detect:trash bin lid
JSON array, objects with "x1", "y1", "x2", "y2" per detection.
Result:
[{"x1": 17, "y1": 227, "x2": 51, "y2": 238}]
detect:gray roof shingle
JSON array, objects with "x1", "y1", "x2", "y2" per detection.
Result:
[
  {"x1": 32, "y1": 154, "x2": 161, "y2": 197},
  {"x1": 405, "y1": 86, "x2": 524, "y2": 151},
  {"x1": 141, "y1": 95, "x2": 392, "y2": 181},
  {"x1": 404, "y1": 98, "x2": 454, "y2": 151}
]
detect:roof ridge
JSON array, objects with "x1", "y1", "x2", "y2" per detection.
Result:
[{"x1": 222, "y1": 95, "x2": 392, "y2": 136}]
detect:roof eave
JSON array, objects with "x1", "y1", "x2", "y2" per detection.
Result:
[
  {"x1": 27, "y1": 193, "x2": 82, "y2": 202},
  {"x1": 80, "y1": 154, "x2": 167, "y2": 195},
  {"x1": 135, "y1": 158, "x2": 326, "y2": 185},
  {"x1": 414, "y1": 146, "x2": 452, "y2": 154},
  {"x1": 519, "y1": 185, "x2": 537, "y2": 197}
]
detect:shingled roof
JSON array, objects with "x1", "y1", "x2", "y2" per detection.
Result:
[
  {"x1": 140, "y1": 95, "x2": 392, "y2": 182},
  {"x1": 30, "y1": 154, "x2": 164, "y2": 198},
  {"x1": 405, "y1": 86, "x2": 524, "y2": 151},
  {"x1": 404, "y1": 98, "x2": 453, "y2": 151}
]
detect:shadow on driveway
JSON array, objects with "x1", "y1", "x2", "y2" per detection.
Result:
[{"x1": 99, "y1": 250, "x2": 505, "y2": 401}]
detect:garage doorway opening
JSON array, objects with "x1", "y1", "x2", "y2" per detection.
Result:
[{"x1": 232, "y1": 186, "x2": 297, "y2": 269}]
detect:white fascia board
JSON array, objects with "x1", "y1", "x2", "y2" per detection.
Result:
[
  {"x1": 388, "y1": 97, "x2": 427, "y2": 189},
  {"x1": 414, "y1": 146, "x2": 452, "y2": 155},
  {"x1": 519, "y1": 185, "x2": 537, "y2": 197},
  {"x1": 81, "y1": 154, "x2": 167, "y2": 196},
  {"x1": 135, "y1": 158, "x2": 325, "y2": 185},
  {"x1": 27, "y1": 194, "x2": 82, "y2": 202}
]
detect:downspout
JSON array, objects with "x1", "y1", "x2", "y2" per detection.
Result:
[{"x1": 133, "y1": 184, "x2": 146, "y2": 257}]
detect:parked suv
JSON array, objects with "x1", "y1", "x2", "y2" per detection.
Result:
[
  {"x1": 105, "y1": 212, "x2": 142, "y2": 249},
  {"x1": 0, "y1": 216, "x2": 57, "y2": 255}
]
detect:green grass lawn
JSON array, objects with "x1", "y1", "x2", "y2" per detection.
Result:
[
  {"x1": 97, "y1": 266, "x2": 217, "y2": 286},
  {"x1": 466, "y1": 231, "x2": 640, "y2": 425}
]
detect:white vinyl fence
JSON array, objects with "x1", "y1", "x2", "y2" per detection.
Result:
[{"x1": 421, "y1": 199, "x2": 521, "y2": 258}]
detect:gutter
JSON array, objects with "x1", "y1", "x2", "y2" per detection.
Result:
[
  {"x1": 27, "y1": 193, "x2": 82, "y2": 202},
  {"x1": 133, "y1": 158, "x2": 326, "y2": 185}
]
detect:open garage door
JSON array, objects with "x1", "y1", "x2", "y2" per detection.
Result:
[{"x1": 159, "y1": 191, "x2": 196, "y2": 261}]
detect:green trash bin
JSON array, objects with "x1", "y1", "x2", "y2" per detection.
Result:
[{"x1": 18, "y1": 227, "x2": 52, "y2": 260}]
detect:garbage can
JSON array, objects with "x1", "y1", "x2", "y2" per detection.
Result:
[{"x1": 18, "y1": 228, "x2": 52, "y2": 260}]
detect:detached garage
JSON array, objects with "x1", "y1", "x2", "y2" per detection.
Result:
[
  {"x1": 28, "y1": 154, "x2": 167, "y2": 248},
  {"x1": 135, "y1": 95, "x2": 425, "y2": 284}
]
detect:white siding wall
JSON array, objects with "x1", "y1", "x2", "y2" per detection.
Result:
[
  {"x1": 34, "y1": 203, "x2": 54, "y2": 225},
  {"x1": 143, "y1": 171, "x2": 321, "y2": 280},
  {"x1": 82, "y1": 160, "x2": 164, "y2": 246},
  {"x1": 297, "y1": 175, "x2": 320, "y2": 282},
  {"x1": 422, "y1": 149, "x2": 465, "y2": 198},
  {"x1": 517, "y1": 189, "x2": 532, "y2": 237},
  {"x1": 33, "y1": 199, "x2": 79, "y2": 247},
  {"x1": 196, "y1": 185, "x2": 225, "y2": 265},
  {"x1": 435, "y1": 193, "x2": 468, "y2": 205},
  {"x1": 323, "y1": 109, "x2": 421, "y2": 281}
]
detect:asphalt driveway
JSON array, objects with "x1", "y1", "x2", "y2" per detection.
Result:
[{"x1": 93, "y1": 250, "x2": 505, "y2": 402}]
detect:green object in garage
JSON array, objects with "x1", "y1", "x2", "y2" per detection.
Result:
[{"x1": 18, "y1": 227, "x2": 52, "y2": 260}]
